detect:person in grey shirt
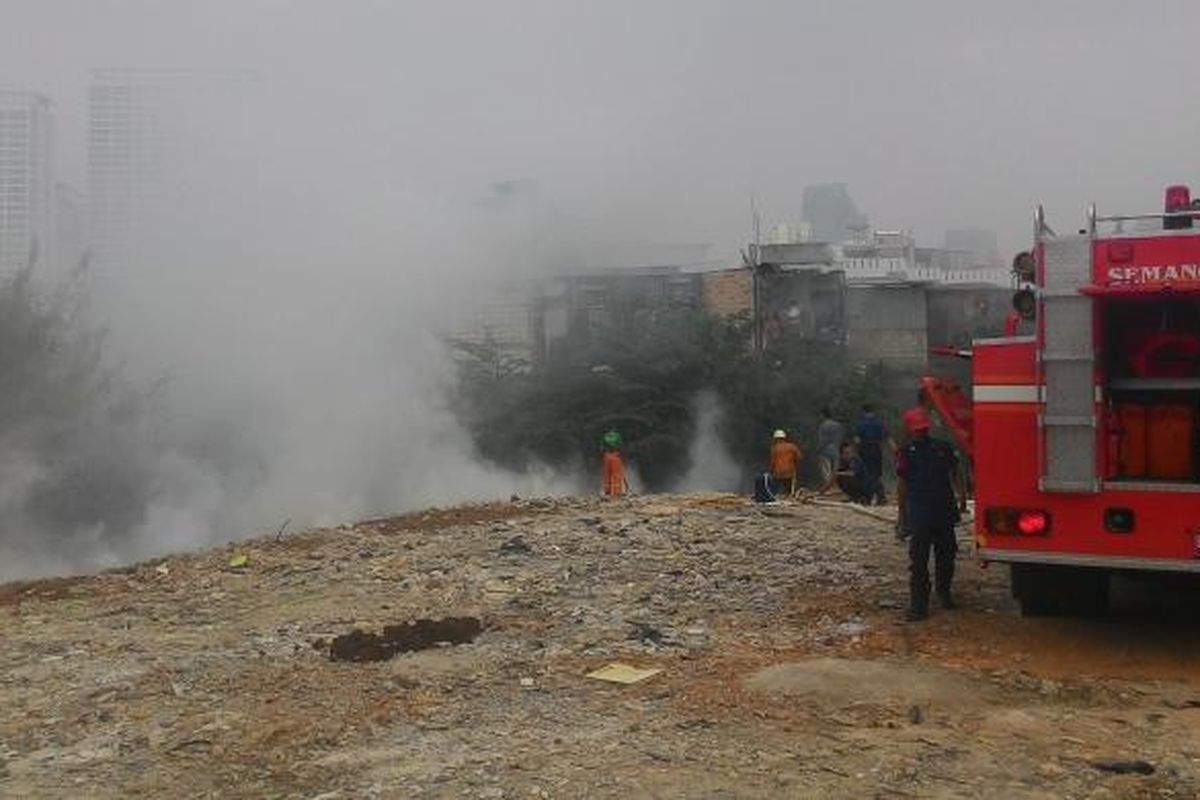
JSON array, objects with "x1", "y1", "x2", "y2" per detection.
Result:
[{"x1": 816, "y1": 407, "x2": 844, "y2": 493}]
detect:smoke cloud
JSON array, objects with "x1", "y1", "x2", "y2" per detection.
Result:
[
  {"x1": 0, "y1": 75, "x2": 581, "y2": 580},
  {"x1": 3, "y1": 0, "x2": 1200, "y2": 577},
  {"x1": 676, "y1": 392, "x2": 742, "y2": 493}
]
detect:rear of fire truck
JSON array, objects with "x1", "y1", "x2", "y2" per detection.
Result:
[{"x1": 969, "y1": 186, "x2": 1200, "y2": 615}]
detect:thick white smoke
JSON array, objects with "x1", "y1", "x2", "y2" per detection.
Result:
[
  {"x1": 676, "y1": 391, "x2": 742, "y2": 492},
  {"x1": 0, "y1": 85, "x2": 579, "y2": 581}
]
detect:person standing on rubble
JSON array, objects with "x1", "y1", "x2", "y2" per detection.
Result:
[
  {"x1": 768, "y1": 429, "x2": 803, "y2": 498},
  {"x1": 601, "y1": 430, "x2": 630, "y2": 497},
  {"x1": 854, "y1": 403, "x2": 893, "y2": 505},
  {"x1": 896, "y1": 408, "x2": 967, "y2": 621},
  {"x1": 816, "y1": 407, "x2": 843, "y2": 494}
]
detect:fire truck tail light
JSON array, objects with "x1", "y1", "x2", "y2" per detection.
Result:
[
  {"x1": 985, "y1": 508, "x2": 1051, "y2": 536},
  {"x1": 984, "y1": 508, "x2": 1011, "y2": 534},
  {"x1": 1017, "y1": 510, "x2": 1049, "y2": 535}
]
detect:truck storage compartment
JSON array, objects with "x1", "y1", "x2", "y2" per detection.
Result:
[
  {"x1": 1130, "y1": 333, "x2": 1200, "y2": 378},
  {"x1": 1116, "y1": 402, "x2": 1148, "y2": 477},
  {"x1": 1108, "y1": 302, "x2": 1200, "y2": 381},
  {"x1": 1104, "y1": 297, "x2": 1200, "y2": 483},
  {"x1": 1146, "y1": 403, "x2": 1196, "y2": 479}
]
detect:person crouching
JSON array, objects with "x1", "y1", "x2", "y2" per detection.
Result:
[{"x1": 768, "y1": 429, "x2": 803, "y2": 498}]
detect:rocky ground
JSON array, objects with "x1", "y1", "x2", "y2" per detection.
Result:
[{"x1": 2, "y1": 493, "x2": 1199, "y2": 799}]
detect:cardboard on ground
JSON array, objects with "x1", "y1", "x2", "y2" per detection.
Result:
[{"x1": 586, "y1": 663, "x2": 662, "y2": 684}]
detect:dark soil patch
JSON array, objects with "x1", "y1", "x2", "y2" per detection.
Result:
[
  {"x1": 329, "y1": 616, "x2": 484, "y2": 662},
  {"x1": 356, "y1": 502, "x2": 537, "y2": 535}
]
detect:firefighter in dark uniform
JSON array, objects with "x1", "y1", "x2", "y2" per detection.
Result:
[{"x1": 896, "y1": 407, "x2": 967, "y2": 621}]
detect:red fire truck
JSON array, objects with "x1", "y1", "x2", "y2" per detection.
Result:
[{"x1": 924, "y1": 186, "x2": 1200, "y2": 615}]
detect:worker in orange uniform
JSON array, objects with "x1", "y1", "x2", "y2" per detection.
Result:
[
  {"x1": 601, "y1": 430, "x2": 630, "y2": 497},
  {"x1": 768, "y1": 429, "x2": 804, "y2": 498}
]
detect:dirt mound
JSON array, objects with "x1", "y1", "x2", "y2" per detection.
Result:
[{"x1": 744, "y1": 657, "x2": 986, "y2": 706}]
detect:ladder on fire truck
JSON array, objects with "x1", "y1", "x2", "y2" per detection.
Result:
[{"x1": 1036, "y1": 206, "x2": 1100, "y2": 492}]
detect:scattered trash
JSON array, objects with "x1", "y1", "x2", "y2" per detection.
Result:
[
  {"x1": 166, "y1": 737, "x2": 214, "y2": 754},
  {"x1": 835, "y1": 621, "x2": 870, "y2": 637},
  {"x1": 1163, "y1": 698, "x2": 1200, "y2": 709},
  {"x1": 586, "y1": 663, "x2": 662, "y2": 684},
  {"x1": 627, "y1": 621, "x2": 666, "y2": 644},
  {"x1": 228, "y1": 553, "x2": 249, "y2": 569},
  {"x1": 1090, "y1": 759, "x2": 1155, "y2": 775},
  {"x1": 499, "y1": 535, "x2": 533, "y2": 556},
  {"x1": 329, "y1": 617, "x2": 483, "y2": 663},
  {"x1": 4, "y1": 494, "x2": 1184, "y2": 794}
]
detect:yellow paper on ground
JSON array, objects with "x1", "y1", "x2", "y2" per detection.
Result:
[
  {"x1": 586, "y1": 663, "x2": 662, "y2": 684},
  {"x1": 228, "y1": 553, "x2": 249, "y2": 568}
]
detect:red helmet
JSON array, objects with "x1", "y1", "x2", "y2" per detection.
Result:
[{"x1": 903, "y1": 407, "x2": 932, "y2": 434}]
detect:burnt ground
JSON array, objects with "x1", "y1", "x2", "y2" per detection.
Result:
[{"x1": 1, "y1": 493, "x2": 1199, "y2": 799}]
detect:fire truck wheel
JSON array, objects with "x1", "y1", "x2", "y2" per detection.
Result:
[
  {"x1": 1011, "y1": 563, "x2": 1061, "y2": 617},
  {"x1": 1011, "y1": 564, "x2": 1110, "y2": 617},
  {"x1": 1068, "y1": 568, "x2": 1110, "y2": 617}
]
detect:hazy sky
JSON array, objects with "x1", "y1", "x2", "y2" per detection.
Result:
[{"x1": 5, "y1": 0, "x2": 1200, "y2": 258}]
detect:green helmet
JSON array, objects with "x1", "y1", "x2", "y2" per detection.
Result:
[{"x1": 602, "y1": 430, "x2": 622, "y2": 449}]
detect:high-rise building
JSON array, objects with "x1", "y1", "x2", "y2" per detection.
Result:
[
  {"x1": 87, "y1": 68, "x2": 258, "y2": 276},
  {"x1": 87, "y1": 69, "x2": 184, "y2": 274},
  {"x1": 0, "y1": 90, "x2": 54, "y2": 277},
  {"x1": 55, "y1": 182, "x2": 86, "y2": 276}
]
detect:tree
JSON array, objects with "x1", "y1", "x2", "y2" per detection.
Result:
[
  {"x1": 451, "y1": 305, "x2": 888, "y2": 492},
  {"x1": 0, "y1": 259, "x2": 160, "y2": 545}
]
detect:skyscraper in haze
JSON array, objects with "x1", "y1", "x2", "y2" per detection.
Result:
[
  {"x1": 87, "y1": 69, "x2": 183, "y2": 274},
  {"x1": 0, "y1": 90, "x2": 54, "y2": 276},
  {"x1": 55, "y1": 182, "x2": 87, "y2": 276},
  {"x1": 87, "y1": 68, "x2": 258, "y2": 277}
]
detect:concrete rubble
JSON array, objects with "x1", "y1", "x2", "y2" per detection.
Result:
[{"x1": 1, "y1": 493, "x2": 1198, "y2": 798}]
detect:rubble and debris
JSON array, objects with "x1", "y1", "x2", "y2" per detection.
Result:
[
  {"x1": 498, "y1": 536, "x2": 533, "y2": 556},
  {"x1": 1, "y1": 494, "x2": 1199, "y2": 798},
  {"x1": 626, "y1": 621, "x2": 667, "y2": 644}
]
